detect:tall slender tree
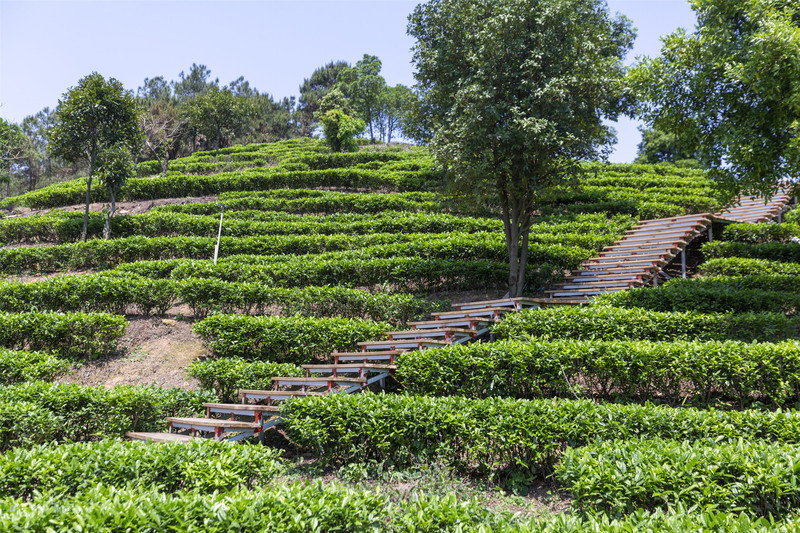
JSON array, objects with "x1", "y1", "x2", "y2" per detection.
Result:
[
  {"x1": 297, "y1": 61, "x2": 350, "y2": 136},
  {"x1": 408, "y1": 0, "x2": 634, "y2": 296},
  {"x1": 49, "y1": 73, "x2": 141, "y2": 241}
]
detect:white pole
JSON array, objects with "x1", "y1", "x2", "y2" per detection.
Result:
[{"x1": 213, "y1": 204, "x2": 225, "y2": 265}]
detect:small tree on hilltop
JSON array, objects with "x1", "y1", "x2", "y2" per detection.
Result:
[
  {"x1": 49, "y1": 73, "x2": 141, "y2": 241},
  {"x1": 319, "y1": 109, "x2": 365, "y2": 153},
  {"x1": 96, "y1": 144, "x2": 135, "y2": 239},
  {"x1": 407, "y1": 0, "x2": 635, "y2": 297},
  {"x1": 0, "y1": 118, "x2": 26, "y2": 199},
  {"x1": 182, "y1": 86, "x2": 252, "y2": 159}
]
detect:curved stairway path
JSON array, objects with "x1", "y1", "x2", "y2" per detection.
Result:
[
  {"x1": 545, "y1": 189, "x2": 798, "y2": 303},
  {"x1": 127, "y1": 297, "x2": 543, "y2": 443}
]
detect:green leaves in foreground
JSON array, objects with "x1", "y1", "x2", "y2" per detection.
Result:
[{"x1": 557, "y1": 438, "x2": 800, "y2": 518}]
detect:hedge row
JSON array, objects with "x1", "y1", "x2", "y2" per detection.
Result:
[
  {"x1": 395, "y1": 339, "x2": 800, "y2": 406},
  {"x1": 0, "y1": 167, "x2": 439, "y2": 209},
  {"x1": 0, "y1": 275, "x2": 445, "y2": 323},
  {"x1": 0, "y1": 382, "x2": 215, "y2": 443},
  {"x1": 193, "y1": 315, "x2": 389, "y2": 364},
  {"x1": 0, "y1": 348, "x2": 69, "y2": 385},
  {"x1": 699, "y1": 257, "x2": 800, "y2": 277},
  {"x1": 0, "y1": 440, "x2": 286, "y2": 500},
  {"x1": 719, "y1": 222, "x2": 799, "y2": 243},
  {"x1": 282, "y1": 393, "x2": 800, "y2": 481},
  {"x1": 493, "y1": 306, "x2": 800, "y2": 343},
  {"x1": 187, "y1": 359, "x2": 304, "y2": 402},
  {"x1": 594, "y1": 281, "x2": 800, "y2": 315},
  {"x1": 0, "y1": 210, "x2": 504, "y2": 244},
  {"x1": 0, "y1": 311, "x2": 126, "y2": 359},
  {"x1": 702, "y1": 241, "x2": 800, "y2": 263},
  {"x1": 117, "y1": 256, "x2": 515, "y2": 292},
  {"x1": 0, "y1": 482, "x2": 539, "y2": 533},
  {"x1": 557, "y1": 438, "x2": 800, "y2": 518}
]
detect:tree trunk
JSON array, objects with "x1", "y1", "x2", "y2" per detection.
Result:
[
  {"x1": 161, "y1": 157, "x2": 169, "y2": 178},
  {"x1": 81, "y1": 157, "x2": 94, "y2": 242},
  {"x1": 501, "y1": 194, "x2": 532, "y2": 297},
  {"x1": 103, "y1": 188, "x2": 116, "y2": 240},
  {"x1": 3, "y1": 181, "x2": 8, "y2": 200}
]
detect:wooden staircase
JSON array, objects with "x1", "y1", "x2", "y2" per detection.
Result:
[
  {"x1": 126, "y1": 297, "x2": 540, "y2": 444},
  {"x1": 545, "y1": 189, "x2": 797, "y2": 303}
]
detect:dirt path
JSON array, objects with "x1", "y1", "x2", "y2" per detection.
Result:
[{"x1": 59, "y1": 313, "x2": 206, "y2": 390}]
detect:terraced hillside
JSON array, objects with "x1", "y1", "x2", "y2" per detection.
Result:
[{"x1": 1, "y1": 139, "x2": 799, "y2": 530}]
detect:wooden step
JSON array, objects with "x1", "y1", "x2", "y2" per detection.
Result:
[
  {"x1": 333, "y1": 350, "x2": 405, "y2": 363},
  {"x1": 573, "y1": 265, "x2": 657, "y2": 275},
  {"x1": 599, "y1": 246, "x2": 679, "y2": 258},
  {"x1": 546, "y1": 285, "x2": 627, "y2": 295},
  {"x1": 526, "y1": 297, "x2": 588, "y2": 306},
  {"x1": 385, "y1": 328, "x2": 476, "y2": 341},
  {"x1": 302, "y1": 363, "x2": 396, "y2": 377},
  {"x1": 635, "y1": 213, "x2": 715, "y2": 224},
  {"x1": 127, "y1": 431, "x2": 197, "y2": 443},
  {"x1": 167, "y1": 417, "x2": 262, "y2": 438},
  {"x1": 558, "y1": 279, "x2": 643, "y2": 289},
  {"x1": 587, "y1": 254, "x2": 668, "y2": 265},
  {"x1": 631, "y1": 219, "x2": 711, "y2": 231},
  {"x1": 239, "y1": 389, "x2": 325, "y2": 403},
  {"x1": 204, "y1": 402, "x2": 281, "y2": 423},
  {"x1": 566, "y1": 271, "x2": 650, "y2": 282},
  {"x1": 452, "y1": 297, "x2": 541, "y2": 311},
  {"x1": 408, "y1": 317, "x2": 497, "y2": 329},
  {"x1": 272, "y1": 376, "x2": 367, "y2": 390},
  {"x1": 358, "y1": 338, "x2": 452, "y2": 350},
  {"x1": 433, "y1": 307, "x2": 513, "y2": 320}
]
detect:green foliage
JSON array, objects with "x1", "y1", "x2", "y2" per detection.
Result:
[
  {"x1": 629, "y1": 0, "x2": 800, "y2": 200},
  {"x1": 493, "y1": 306, "x2": 800, "y2": 343},
  {"x1": 283, "y1": 393, "x2": 800, "y2": 482},
  {"x1": 0, "y1": 311, "x2": 126, "y2": 359},
  {"x1": 594, "y1": 280, "x2": 800, "y2": 315},
  {"x1": 719, "y1": 222, "x2": 799, "y2": 243},
  {"x1": 0, "y1": 381, "x2": 216, "y2": 441},
  {"x1": 193, "y1": 315, "x2": 388, "y2": 363},
  {"x1": 0, "y1": 439, "x2": 286, "y2": 500},
  {"x1": 557, "y1": 438, "x2": 800, "y2": 517},
  {"x1": 0, "y1": 348, "x2": 69, "y2": 385},
  {"x1": 396, "y1": 339, "x2": 800, "y2": 406},
  {"x1": 408, "y1": 0, "x2": 635, "y2": 296},
  {"x1": 181, "y1": 86, "x2": 253, "y2": 156},
  {"x1": 700, "y1": 258, "x2": 800, "y2": 277},
  {"x1": 0, "y1": 401, "x2": 59, "y2": 451},
  {"x1": 703, "y1": 241, "x2": 800, "y2": 264},
  {"x1": 187, "y1": 358, "x2": 303, "y2": 402},
  {"x1": 634, "y1": 126, "x2": 700, "y2": 166},
  {"x1": 319, "y1": 109, "x2": 366, "y2": 152}
]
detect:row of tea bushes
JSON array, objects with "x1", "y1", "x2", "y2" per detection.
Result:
[
  {"x1": 699, "y1": 257, "x2": 800, "y2": 277},
  {"x1": 282, "y1": 393, "x2": 800, "y2": 482},
  {"x1": 0, "y1": 439, "x2": 286, "y2": 500},
  {"x1": 0, "y1": 382, "x2": 215, "y2": 445},
  {"x1": 718, "y1": 222, "x2": 799, "y2": 244},
  {"x1": 0, "y1": 348, "x2": 69, "y2": 385},
  {"x1": 395, "y1": 339, "x2": 800, "y2": 406},
  {"x1": 0, "y1": 275, "x2": 445, "y2": 323},
  {"x1": 0, "y1": 311, "x2": 126, "y2": 359},
  {"x1": 493, "y1": 306, "x2": 800, "y2": 343},
  {"x1": 557, "y1": 438, "x2": 800, "y2": 518},
  {"x1": 593, "y1": 281, "x2": 800, "y2": 315},
  {"x1": 193, "y1": 315, "x2": 389, "y2": 364},
  {"x1": 186, "y1": 358, "x2": 304, "y2": 403},
  {"x1": 702, "y1": 241, "x2": 800, "y2": 264}
]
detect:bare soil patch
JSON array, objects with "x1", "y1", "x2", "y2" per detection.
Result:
[{"x1": 59, "y1": 315, "x2": 206, "y2": 390}]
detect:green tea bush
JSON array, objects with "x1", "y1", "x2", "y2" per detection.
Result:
[
  {"x1": 0, "y1": 382, "x2": 216, "y2": 441},
  {"x1": 0, "y1": 482, "x2": 537, "y2": 532},
  {"x1": 0, "y1": 348, "x2": 69, "y2": 385},
  {"x1": 493, "y1": 306, "x2": 800, "y2": 343},
  {"x1": 594, "y1": 282, "x2": 800, "y2": 315},
  {"x1": 0, "y1": 311, "x2": 126, "y2": 359},
  {"x1": 0, "y1": 439, "x2": 286, "y2": 500},
  {"x1": 396, "y1": 339, "x2": 800, "y2": 406},
  {"x1": 187, "y1": 358, "x2": 304, "y2": 402},
  {"x1": 703, "y1": 241, "x2": 800, "y2": 263},
  {"x1": 719, "y1": 222, "x2": 798, "y2": 243},
  {"x1": 194, "y1": 315, "x2": 389, "y2": 363},
  {"x1": 0, "y1": 401, "x2": 59, "y2": 451},
  {"x1": 699, "y1": 258, "x2": 800, "y2": 277},
  {"x1": 557, "y1": 438, "x2": 800, "y2": 517},
  {"x1": 282, "y1": 393, "x2": 800, "y2": 481}
]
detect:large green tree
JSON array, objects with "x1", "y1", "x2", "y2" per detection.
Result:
[
  {"x1": 182, "y1": 86, "x2": 252, "y2": 158},
  {"x1": 49, "y1": 73, "x2": 141, "y2": 241},
  {"x1": 338, "y1": 55, "x2": 387, "y2": 142},
  {"x1": 0, "y1": 118, "x2": 26, "y2": 199},
  {"x1": 408, "y1": 0, "x2": 635, "y2": 296},
  {"x1": 634, "y1": 126, "x2": 700, "y2": 167},
  {"x1": 629, "y1": 0, "x2": 800, "y2": 200},
  {"x1": 297, "y1": 61, "x2": 350, "y2": 136}
]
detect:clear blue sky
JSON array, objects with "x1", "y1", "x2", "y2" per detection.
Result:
[{"x1": 0, "y1": 0, "x2": 696, "y2": 163}]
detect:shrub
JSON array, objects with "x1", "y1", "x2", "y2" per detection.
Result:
[
  {"x1": 702, "y1": 241, "x2": 800, "y2": 263},
  {"x1": 0, "y1": 348, "x2": 69, "y2": 384},
  {"x1": 193, "y1": 315, "x2": 389, "y2": 363},
  {"x1": 719, "y1": 222, "x2": 798, "y2": 243},
  {"x1": 0, "y1": 401, "x2": 59, "y2": 451},
  {"x1": 699, "y1": 257, "x2": 800, "y2": 277},
  {"x1": 187, "y1": 359, "x2": 304, "y2": 402}
]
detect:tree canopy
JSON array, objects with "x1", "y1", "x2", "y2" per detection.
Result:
[
  {"x1": 408, "y1": 0, "x2": 635, "y2": 296},
  {"x1": 629, "y1": 0, "x2": 800, "y2": 200},
  {"x1": 181, "y1": 86, "x2": 253, "y2": 158},
  {"x1": 49, "y1": 73, "x2": 141, "y2": 241},
  {"x1": 634, "y1": 126, "x2": 700, "y2": 167}
]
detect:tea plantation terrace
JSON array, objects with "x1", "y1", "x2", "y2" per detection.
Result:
[
  {"x1": 126, "y1": 297, "x2": 545, "y2": 443},
  {"x1": 546, "y1": 189, "x2": 797, "y2": 302},
  {"x1": 125, "y1": 188, "x2": 796, "y2": 443}
]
